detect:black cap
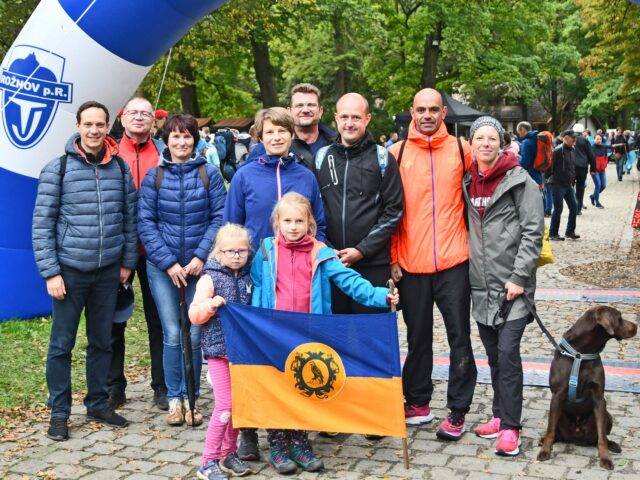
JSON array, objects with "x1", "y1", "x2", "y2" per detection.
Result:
[{"x1": 561, "y1": 129, "x2": 577, "y2": 138}]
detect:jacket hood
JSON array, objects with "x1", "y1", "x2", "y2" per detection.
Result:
[
  {"x1": 524, "y1": 130, "x2": 539, "y2": 140},
  {"x1": 160, "y1": 148, "x2": 207, "y2": 168},
  {"x1": 407, "y1": 119, "x2": 450, "y2": 149},
  {"x1": 66, "y1": 133, "x2": 119, "y2": 165},
  {"x1": 332, "y1": 132, "x2": 376, "y2": 155},
  {"x1": 471, "y1": 151, "x2": 520, "y2": 182}
]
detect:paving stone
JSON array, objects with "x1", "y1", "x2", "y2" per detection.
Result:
[
  {"x1": 82, "y1": 454, "x2": 125, "y2": 470},
  {"x1": 442, "y1": 443, "x2": 480, "y2": 456},
  {"x1": 79, "y1": 469, "x2": 126, "y2": 480},
  {"x1": 447, "y1": 456, "x2": 487, "y2": 472},
  {"x1": 565, "y1": 466, "x2": 612, "y2": 480},
  {"x1": 526, "y1": 462, "x2": 568, "y2": 478},
  {"x1": 10, "y1": 459, "x2": 51, "y2": 475},
  {"x1": 113, "y1": 446, "x2": 157, "y2": 460},
  {"x1": 151, "y1": 462, "x2": 194, "y2": 478},
  {"x1": 119, "y1": 459, "x2": 161, "y2": 473},
  {"x1": 116, "y1": 433, "x2": 152, "y2": 447},
  {"x1": 484, "y1": 458, "x2": 528, "y2": 475},
  {"x1": 410, "y1": 452, "x2": 449, "y2": 466},
  {"x1": 149, "y1": 450, "x2": 193, "y2": 463},
  {"x1": 44, "y1": 449, "x2": 93, "y2": 464},
  {"x1": 49, "y1": 462, "x2": 91, "y2": 479}
]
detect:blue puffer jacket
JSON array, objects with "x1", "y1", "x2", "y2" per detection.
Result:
[
  {"x1": 251, "y1": 236, "x2": 389, "y2": 313},
  {"x1": 32, "y1": 134, "x2": 138, "y2": 278},
  {"x1": 200, "y1": 260, "x2": 252, "y2": 358},
  {"x1": 224, "y1": 153, "x2": 326, "y2": 252},
  {"x1": 138, "y1": 149, "x2": 226, "y2": 270}
]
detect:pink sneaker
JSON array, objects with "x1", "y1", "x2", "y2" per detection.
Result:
[
  {"x1": 495, "y1": 429, "x2": 521, "y2": 456},
  {"x1": 404, "y1": 403, "x2": 434, "y2": 425},
  {"x1": 474, "y1": 417, "x2": 501, "y2": 439},
  {"x1": 436, "y1": 411, "x2": 466, "y2": 441}
]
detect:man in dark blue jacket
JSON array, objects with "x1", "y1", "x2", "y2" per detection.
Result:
[
  {"x1": 517, "y1": 121, "x2": 550, "y2": 215},
  {"x1": 242, "y1": 83, "x2": 335, "y2": 170},
  {"x1": 32, "y1": 101, "x2": 138, "y2": 441}
]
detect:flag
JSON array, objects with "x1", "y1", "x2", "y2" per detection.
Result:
[{"x1": 218, "y1": 302, "x2": 406, "y2": 438}]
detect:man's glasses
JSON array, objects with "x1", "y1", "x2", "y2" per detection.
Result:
[
  {"x1": 292, "y1": 102, "x2": 319, "y2": 110},
  {"x1": 124, "y1": 110, "x2": 154, "y2": 119},
  {"x1": 221, "y1": 249, "x2": 249, "y2": 259}
]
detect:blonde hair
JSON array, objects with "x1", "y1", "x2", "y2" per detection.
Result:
[
  {"x1": 271, "y1": 192, "x2": 317, "y2": 237},
  {"x1": 210, "y1": 223, "x2": 252, "y2": 260},
  {"x1": 254, "y1": 107, "x2": 295, "y2": 139}
]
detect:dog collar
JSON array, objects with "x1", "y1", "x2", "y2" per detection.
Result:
[{"x1": 558, "y1": 337, "x2": 601, "y2": 403}]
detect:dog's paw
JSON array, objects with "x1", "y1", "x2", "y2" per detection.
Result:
[
  {"x1": 599, "y1": 456, "x2": 614, "y2": 470},
  {"x1": 608, "y1": 440, "x2": 622, "y2": 453},
  {"x1": 536, "y1": 449, "x2": 551, "y2": 462}
]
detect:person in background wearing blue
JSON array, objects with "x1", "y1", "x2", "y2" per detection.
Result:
[
  {"x1": 138, "y1": 114, "x2": 226, "y2": 428},
  {"x1": 517, "y1": 121, "x2": 549, "y2": 216}
]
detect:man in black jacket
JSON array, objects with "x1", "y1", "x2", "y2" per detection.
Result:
[
  {"x1": 571, "y1": 123, "x2": 596, "y2": 214},
  {"x1": 315, "y1": 93, "x2": 404, "y2": 313},
  {"x1": 547, "y1": 130, "x2": 579, "y2": 241}
]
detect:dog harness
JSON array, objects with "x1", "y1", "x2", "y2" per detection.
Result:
[{"x1": 558, "y1": 337, "x2": 601, "y2": 403}]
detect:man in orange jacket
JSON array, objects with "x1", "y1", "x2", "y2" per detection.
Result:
[
  {"x1": 388, "y1": 89, "x2": 477, "y2": 441},
  {"x1": 108, "y1": 97, "x2": 168, "y2": 412}
]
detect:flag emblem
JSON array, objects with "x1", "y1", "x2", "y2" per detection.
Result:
[{"x1": 286, "y1": 343, "x2": 345, "y2": 400}]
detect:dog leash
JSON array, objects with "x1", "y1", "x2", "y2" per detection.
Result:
[{"x1": 521, "y1": 295, "x2": 600, "y2": 403}]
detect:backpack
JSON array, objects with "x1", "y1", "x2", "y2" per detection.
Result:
[
  {"x1": 533, "y1": 131, "x2": 554, "y2": 173},
  {"x1": 155, "y1": 164, "x2": 209, "y2": 191},
  {"x1": 216, "y1": 128, "x2": 238, "y2": 182}
]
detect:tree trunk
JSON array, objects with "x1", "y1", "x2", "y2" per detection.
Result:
[
  {"x1": 176, "y1": 61, "x2": 200, "y2": 117},
  {"x1": 421, "y1": 21, "x2": 442, "y2": 88},
  {"x1": 334, "y1": 15, "x2": 350, "y2": 98},
  {"x1": 250, "y1": 32, "x2": 278, "y2": 108},
  {"x1": 519, "y1": 99, "x2": 528, "y2": 122},
  {"x1": 550, "y1": 81, "x2": 558, "y2": 134}
]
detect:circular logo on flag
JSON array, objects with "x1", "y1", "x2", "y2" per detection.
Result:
[{"x1": 285, "y1": 342, "x2": 346, "y2": 400}]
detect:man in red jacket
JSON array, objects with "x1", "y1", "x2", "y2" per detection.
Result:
[{"x1": 108, "y1": 97, "x2": 168, "y2": 411}]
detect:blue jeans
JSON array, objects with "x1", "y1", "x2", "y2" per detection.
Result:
[
  {"x1": 549, "y1": 183, "x2": 578, "y2": 237},
  {"x1": 46, "y1": 262, "x2": 120, "y2": 418},
  {"x1": 616, "y1": 154, "x2": 626, "y2": 179},
  {"x1": 591, "y1": 172, "x2": 607, "y2": 206},
  {"x1": 146, "y1": 261, "x2": 201, "y2": 401},
  {"x1": 543, "y1": 183, "x2": 553, "y2": 215}
]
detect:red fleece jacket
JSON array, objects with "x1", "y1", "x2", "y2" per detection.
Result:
[
  {"x1": 275, "y1": 234, "x2": 313, "y2": 313},
  {"x1": 469, "y1": 151, "x2": 520, "y2": 218}
]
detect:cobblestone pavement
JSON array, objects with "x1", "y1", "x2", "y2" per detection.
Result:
[{"x1": 2, "y1": 165, "x2": 639, "y2": 479}]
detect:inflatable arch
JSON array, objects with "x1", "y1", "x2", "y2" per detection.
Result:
[{"x1": 0, "y1": 0, "x2": 227, "y2": 320}]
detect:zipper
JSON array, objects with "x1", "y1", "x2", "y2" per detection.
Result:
[
  {"x1": 290, "y1": 250, "x2": 295, "y2": 307},
  {"x1": 428, "y1": 137, "x2": 438, "y2": 272},
  {"x1": 341, "y1": 151, "x2": 350, "y2": 247},
  {"x1": 95, "y1": 165, "x2": 104, "y2": 267},
  {"x1": 135, "y1": 144, "x2": 141, "y2": 190},
  {"x1": 179, "y1": 166, "x2": 185, "y2": 265}
]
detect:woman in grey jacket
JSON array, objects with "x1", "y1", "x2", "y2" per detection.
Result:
[{"x1": 462, "y1": 116, "x2": 543, "y2": 457}]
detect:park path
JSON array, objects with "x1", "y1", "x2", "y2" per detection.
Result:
[{"x1": 1, "y1": 164, "x2": 639, "y2": 479}]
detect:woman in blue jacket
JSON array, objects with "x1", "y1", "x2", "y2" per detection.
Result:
[{"x1": 138, "y1": 114, "x2": 226, "y2": 427}]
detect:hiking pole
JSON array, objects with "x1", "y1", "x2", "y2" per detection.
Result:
[{"x1": 388, "y1": 279, "x2": 410, "y2": 469}]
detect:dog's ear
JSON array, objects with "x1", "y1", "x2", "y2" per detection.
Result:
[{"x1": 595, "y1": 307, "x2": 619, "y2": 336}]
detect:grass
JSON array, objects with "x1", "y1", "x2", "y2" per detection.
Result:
[{"x1": 0, "y1": 283, "x2": 152, "y2": 412}]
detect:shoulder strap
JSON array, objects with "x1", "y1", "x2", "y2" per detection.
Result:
[
  {"x1": 198, "y1": 164, "x2": 209, "y2": 191},
  {"x1": 375, "y1": 144, "x2": 388, "y2": 177},
  {"x1": 315, "y1": 145, "x2": 332, "y2": 171},
  {"x1": 396, "y1": 140, "x2": 407, "y2": 167},
  {"x1": 457, "y1": 137, "x2": 466, "y2": 173},
  {"x1": 58, "y1": 154, "x2": 67, "y2": 182},
  {"x1": 260, "y1": 239, "x2": 267, "y2": 261},
  {"x1": 155, "y1": 166, "x2": 164, "y2": 191},
  {"x1": 115, "y1": 156, "x2": 126, "y2": 177}
]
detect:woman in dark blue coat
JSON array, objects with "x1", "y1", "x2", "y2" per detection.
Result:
[{"x1": 138, "y1": 114, "x2": 226, "y2": 427}]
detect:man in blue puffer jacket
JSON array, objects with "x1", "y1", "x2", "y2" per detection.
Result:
[{"x1": 32, "y1": 101, "x2": 138, "y2": 441}]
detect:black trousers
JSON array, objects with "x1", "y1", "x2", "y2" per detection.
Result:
[
  {"x1": 107, "y1": 255, "x2": 166, "y2": 393},
  {"x1": 574, "y1": 166, "x2": 588, "y2": 211},
  {"x1": 477, "y1": 317, "x2": 527, "y2": 430},
  {"x1": 399, "y1": 262, "x2": 476, "y2": 412},
  {"x1": 331, "y1": 264, "x2": 390, "y2": 314}
]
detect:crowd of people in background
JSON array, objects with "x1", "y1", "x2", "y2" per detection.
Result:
[{"x1": 32, "y1": 84, "x2": 637, "y2": 479}]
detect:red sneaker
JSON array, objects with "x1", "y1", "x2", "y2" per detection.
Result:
[
  {"x1": 436, "y1": 411, "x2": 466, "y2": 441},
  {"x1": 474, "y1": 417, "x2": 501, "y2": 439},
  {"x1": 404, "y1": 403, "x2": 433, "y2": 425},
  {"x1": 495, "y1": 429, "x2": 521, "y2": 456}
]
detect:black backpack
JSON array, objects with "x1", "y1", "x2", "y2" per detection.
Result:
[{"x1": 216, "y1": 128, "x2": 238, "y2": 182}]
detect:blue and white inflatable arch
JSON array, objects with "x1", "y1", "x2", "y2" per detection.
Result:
[{"x1": 0, "y1": 0, "x2": 227, "y2": 320}]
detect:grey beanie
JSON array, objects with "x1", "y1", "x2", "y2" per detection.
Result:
[{"x1": 469, "y1": 116, "x2": 505, "y2": 147}]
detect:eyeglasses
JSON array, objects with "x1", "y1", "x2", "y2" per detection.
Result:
[
  {"x1": 292, "y1": 102, "x2": 319, "y2": 110},
  {"x1": 124, "y1": 110, "x2": 154, "y2": 119},
  {"x1": 221, "y1": 249, "x2": 249, "y2": 259}
]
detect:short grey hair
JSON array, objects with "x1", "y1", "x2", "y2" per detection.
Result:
[{"x1": 517, "y1": 121, "x2": 532, "y2": 132}]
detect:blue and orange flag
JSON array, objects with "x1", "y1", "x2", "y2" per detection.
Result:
[{"x1": 218, "y1": 302, "x2": 406, "y2": 438}]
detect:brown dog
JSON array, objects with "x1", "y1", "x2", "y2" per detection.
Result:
[{"x1": 537, "y1": 306, "x2": 637, "y2": 470}]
